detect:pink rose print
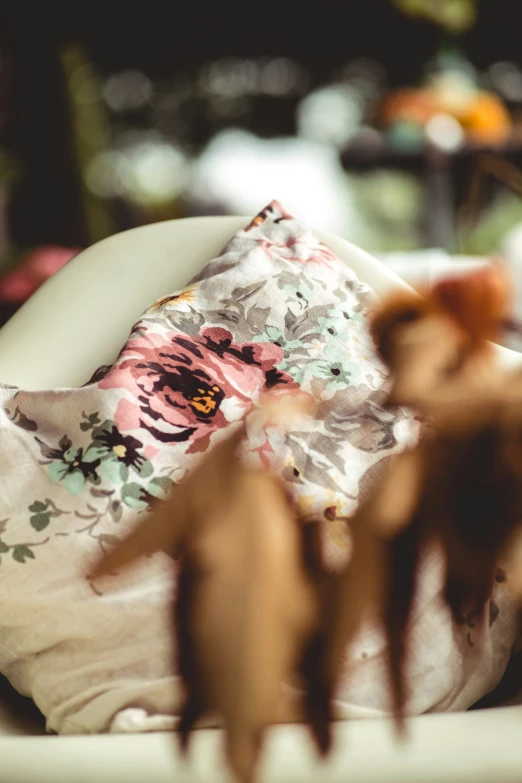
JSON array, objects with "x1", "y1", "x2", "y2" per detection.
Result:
[{"x1": 99, "y1": 327, "x2": 297, "y2": 454}]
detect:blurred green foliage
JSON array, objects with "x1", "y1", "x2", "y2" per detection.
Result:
[{"x1": 393, "y1": 0, "x2": 477, "y2": 33}]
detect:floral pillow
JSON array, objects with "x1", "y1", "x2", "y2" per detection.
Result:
[{"x1": 0, "y1": 201, "x2": 514, "y2": 734}]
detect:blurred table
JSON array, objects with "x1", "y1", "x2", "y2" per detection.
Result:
[{"x1": 341, "y1": 132, "x2": 522, "y2": 251}]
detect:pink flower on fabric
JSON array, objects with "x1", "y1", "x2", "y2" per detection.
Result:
[{"x1": 99, "y1": 327, "x2": 297, "y2": 454}]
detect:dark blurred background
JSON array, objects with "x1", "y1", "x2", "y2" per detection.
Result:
[{"x1": 2, "y1": 0, "x2": 522, "y2": 323}]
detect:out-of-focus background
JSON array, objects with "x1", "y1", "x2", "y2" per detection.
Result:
[{"x1": 2, "y1": 1, "x2": 522, "y2": 333}]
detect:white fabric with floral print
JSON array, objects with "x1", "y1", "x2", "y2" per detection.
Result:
[{"x1": 0, "y1": 202, "x2": 517, "y2": 734}]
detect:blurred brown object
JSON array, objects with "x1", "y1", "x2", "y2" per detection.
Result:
[
  {"x1": 94, "y1": 405, "x2": 324, "y2": 783},
  {"x1": 370, "y1": 264, "x2": 509, "y2": 408},
  {"x1": 314, "y1": 265, "x2": 522, "y2": 728},
  {"x1": 93, "y1": 266, "x2": 522, "y2": 774}
]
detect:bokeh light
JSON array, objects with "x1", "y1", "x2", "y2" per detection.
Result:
[
  {"x1": 103, "y1": 70, "x2": 153, "y2": 111},
  {"x1": 87, "y1": 135, "x2": 188, "y2": 206},
  {"x1": 297, "y1": 84, "x2": 364, "y2": 148}
]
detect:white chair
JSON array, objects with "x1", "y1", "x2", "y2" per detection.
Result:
[{"x1": 0, "y1": 216, "x2": 522, "y2": 782}]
